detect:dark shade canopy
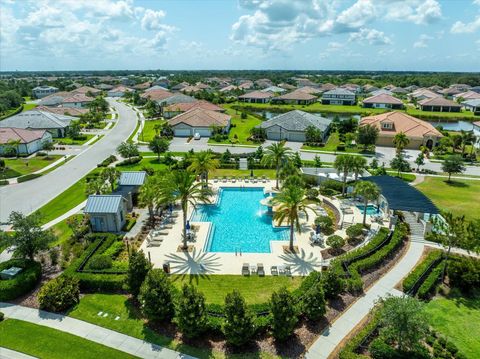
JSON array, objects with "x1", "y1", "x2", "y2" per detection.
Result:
[{"x1": 364, "y1": 175, "x2": 439, "y2": 214}]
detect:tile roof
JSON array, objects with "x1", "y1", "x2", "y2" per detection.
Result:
[
  {"x1": 38, "y1": 92, "x2": 70, "y2": 106},
  {"x1": 323, "y1": 88, "x2": 355, "y2": 96},
  {"x1": 369, "y1": 89, "x2": 393, "y2": 96},
  {"x1": 238, "y1": 90, "x2": 273, "y2": 99},
  {"x1": 71, "y1": 86, "x2": 100, "y2": 95},
  {"x1": 0, "y1": 110, "x2": 76, "y2": 130},
  {"x1": 35, "y1": 106, "x2": 88, "y2": 117},
  {"x1": 274, "y1": 90, "x2": 317, "y2": 101},
  {"x1": 362, "y1": 93, "x2": 403, "y2": 105},
  {"x1": 418, "y1": 97, "x2": 461, "y2": 107},
  {"x1": 164, "y1": 100, "x2": 223, "y2": 113},
  {"x1": 169, "y1": 108, "x2": 230, "y2": 128},
  {"x1": 84, "y1": 195, "x2": 124, "y2": 214},
  {"x1": 140, "y1": 89, "x2": 173, "y2": 101},
  {"x1": 0, "y1": 127, "x2": 48, "y2": 144},
  {"x1": 259, "y1": 110, "x2": 332, "y2": 132},
  {"x1": 161, "y1": 94, "x2": 196, "y2": 105},
  {"x1": 261, "y1": 86, "x2": 287, "y2": 93},
  {"x1": 119, "y1": 171, "x2": 147, "y2": 186},
  {"x1": 360, "y1": 111, "x2": 443, "y2": 139},
  {"x1": 62, "y1": 93, "x2": 93, "y2": 103},
  {"x1": 454, "y1": 90, "x2": 480, "y2": 100},
  {"x1": 408, "y1": 88, "x2": 440, "y2": 99},
  {"x1": 462, "y1": 99, "x2": 480, "y2": 107}
]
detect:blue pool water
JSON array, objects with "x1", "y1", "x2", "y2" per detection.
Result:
[
  {"x1": 191, "y1": 187, "x2": 289, "y2": 253},
  {"x1": 356, "y1": 204, "x2": 381, "y2": 216}
]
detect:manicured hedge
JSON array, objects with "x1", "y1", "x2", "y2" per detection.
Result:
[
  {"x1": 97, "y1": 155, "x2": 117, "y2": 167},
  {"x1": 338, "y1": 311, "x2": 379, "y2": 359},
  {"x1": 402, "y1": 250, "x2": 443, "y2": 294},
  {"x1": 0, "y1": 180, "x2": 8, "y2": 186},
  {"x1": 115, "y1": 156, "x2": 142, "y2": 167},
  {"x1": 17, "y1": 173, "x2": 42, "y2": 183},
  {"x1": 417, "y1": 264, "x2": 443, "y2": 300},
  {"x1": 0, "y1": 259, "x2": 42, "y2": 301}
]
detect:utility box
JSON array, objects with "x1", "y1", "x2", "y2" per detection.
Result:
[{"x1": 163, "y1": 262, "x2": 170, "y2": 274}]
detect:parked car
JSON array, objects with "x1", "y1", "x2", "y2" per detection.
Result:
[{"x1": 194, "y1": 133, "x2": 201, "y2": 140}]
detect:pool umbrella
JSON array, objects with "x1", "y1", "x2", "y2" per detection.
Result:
[
  {"x1": 168, "y1": 203, "x2": 173, "y2": 213},
  {"x1": 316, "y1": 224, "x2": 321, "y2": 234},
  {"x1": 250, "y1": 169, "x2": 254, "y2": 177},
  {"x1": 186, "y1": 220, "x2": 190, "y2": 231}
]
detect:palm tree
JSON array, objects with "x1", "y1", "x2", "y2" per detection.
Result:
[
  {"x1": 354, "y1": 181, "x2": 380, "y2": 226},
  {"x1": 85, "y1": 178, "x2": 108, "y2": 195},
  {"x1": 272, "y1": 184, "x2": 317, "y2": 252},
  {"x1": 139, "y1": 176, "x2": 164, "y2": 223},
  {"x1": 333, "y1": 154, "x2": 356, "y2": 197},
  {"x1": 187, "y1": 151, "x2": 220, "y2": 184},
  {"x1": 351, "y1": 156, "x2": 367, "y2": 181},
  {"x1": 393, "y1": 132, "x2": 410, "y2": 154},
  {"x1": 162, "y1": 171, "x2": 213, "y2": 250},
  {"x1": 460, "y1": 130, "x2": 475, "y2": 156},
  {"x1": 261, "y1": 142, "x2": 293, "y2": 189}
]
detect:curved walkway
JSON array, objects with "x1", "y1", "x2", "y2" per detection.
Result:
[
  {"x1": 0, "y1": 302, "x2": 195, "y2": 359},
  {"x1": 305, "y1": 240, "x2": 425, "y2": 359},
  {"x1": 0, "y1": 348, "x2": 36, "y2": 359}
]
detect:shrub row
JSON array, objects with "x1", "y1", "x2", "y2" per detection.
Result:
[
  {"x1": 115, "y1": 156, "x2": 142, "y2": 167},
  {"x1": 0, "y1": 259, "x2": 42, "y2": 301},
  {"x1": 338, "y1": 311, "x2": 379, "y2": 359},
  {"x1": 17, "y1": 173, "x2": 42, "y2": 183},
  {"x1": 402, "y1": 250, "x2": 443, "y2": 294},
  {"x1": 97, "y1": 155, "x2": 117, "y2": 167},
  {"x1": 0, "y1": 180, "x2": 8, "y2": 186},
  {"x1": 417, "y1": 264, "x2": 443, "y2": 300}
]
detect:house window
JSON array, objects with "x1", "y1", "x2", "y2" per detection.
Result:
[{"x1": 381, "y1": 122, "x2": 393, "y2": 130}]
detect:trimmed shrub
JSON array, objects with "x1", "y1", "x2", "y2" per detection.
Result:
[
  {"x1": 0, "y1": 259, "x2": 42, "y2": 301},
  {"x1": 327, "y1": 235, "x2": 345, "y2": 252},
  {"x1": 301, "y1": 281, "x2": 326, "y2": 321},
  {"x1": 321, "y1": 265, "x2": 346, "y2": 299},
  {"x1": 319, "y1": 187, "x2": 338, "y2": 197},
  {"x1": 175, "y1": 284, "x2": 208, "y2": 339},
  {"x1": 370, "y1": 338, "x2": 397, "y2": 359},
  {"x1": 115, "y1": 156, "x2": 142, "y2": 167},
  {"x1": 122, "y1": 217, "x2": 136, "y2": 232},
  {"x1": 447, "y1": 256, "x2": 480, "y2": 294},
  {"x1": 402, "y1": 250, "x2": 443, "y2": 293},
  {"x1": 270, "y1": 287, "x2": 298, "y2": 341},
  {"x1": 86, "y1": 255, "x2": 112, "y2": 270},
  {"x1": 139, "y1": 269, "x2": 175, "y2": 322},
  {"x1": 417, "y1": 265, "x2": 443, "y2": 300},
  {"x1": 338, "y1": 311, "x2": 379, "y2": 359},
  {"x1": 97, "y1": 155, "x2": 117, "y2": 167},
  {"x1": 315, "y1": 215, "x2": 334, "y2": 234},
  {"x1": 306, "y1": 188, "x2": 319, "y2": 200},
  {"x1": 346, "y1": 223, "x2": 364, "y2": 239},
  {"x1": 223, "y1": 290, "x2": 255, "y2": 347},
  {"x1": 17, "y1": 173, "x2": 42, "y2": 183},
  {"x1": 38, "y1": 276, "x2": 80, "y2": 312},
  {"x1": 127, "y1": 250, "x2": 151, "y2": 297},
  {"x1": 0, "y1": 311, "x2": 4, "y2": 321}
]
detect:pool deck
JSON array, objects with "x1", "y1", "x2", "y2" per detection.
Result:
[{"x1": 139, "y1": 180, "x2": 384, "y2": 276}]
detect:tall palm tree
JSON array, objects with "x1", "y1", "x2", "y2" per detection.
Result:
[
  {"x1": 333, "y1": 154, "x2": 356, "y2": 197},
  {"x1": 101, "y1": 167, "x2": 120, "y2": 192},
  {"x1": 354, "y1": 181, "x2": 380, "y2": 226},
  {"x1": 272, "y1": 184, "x2": 317, "y2": 252},
  {"x1": 261, "y1": 142, "x2": 293, "y2": 189},
  {"x1": 351, "y1": 156, "x2": 367, "y2": 181},
  {"x1": 187, "y1": 151, "x2": 220, "y2": 184},
  {"x1": 162, "y1": 171, "x2": 213, "y2": 250},
  {"x1": 393, "y1": 132, "x2": 410, "y2": 154},
  {"x1": 139, "y1": 176, "x2": 162, "y2": 223},
  {"x1": 460, "y1": 130, "x2": 475, "y2": 156}
]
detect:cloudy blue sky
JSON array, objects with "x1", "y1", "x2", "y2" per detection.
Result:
[{"x1": 1, "y1": 0, "x2": 479, "y2": 72}]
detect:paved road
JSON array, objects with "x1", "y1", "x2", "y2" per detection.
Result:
[{"x1": 0, "y1": 99, "x2": 137, "y2": 223}]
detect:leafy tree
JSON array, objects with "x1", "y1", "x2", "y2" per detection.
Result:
[
  {"x1": 127, "y1": 250, "x2": 151, "y2": 297},
  {"x1": 254, "y1": 145, "x2": 264, "y2": 160},
  {"x1": 188, "y1": 151, "x2": 220, "y2": 184},
  {"x1": 101, "y1": 167, "x2": 119, "y2": 192},
  {"x1": 269, "y1": 287, "x2": 298, "y2": 341},
  {"x1": 223, "y1": 290, "x2": 255, "y2": 347},
  {"x1": 149, "y1": 137, "x2": 169, "y2": 162},
  {"x1": 314, "y1": 155, "x2": 322, "y2": 169},
  {"x1": 6, "y1": 139, "x2": 20, "y2": 158},
  {"x1": 41, "y1": 140, "x2": 55, "y2": 158},
  {"x1": 249, "y1": 127, "x2": 266, "y2": 142},
  {"x1": 414, "y1": 153, "x2": 425, "y2": 171},
  {"x1": 293, "y1": 151, "x2": 302, "y2": 168},
  {"x1": 302, "y1": 281, "x2": 326, "y2": 321},
  {"x1": 261, "y1": 142, "x2": 293, "y2": 189},
  {"x1": 7, "y1": 211, "x2": 55, "y2": 261},
  {"x1": 67, "y1": 122, "x2": 81, "y2": 139},
  {"x1": 337, "y1": 117, "x2": 357, "y2": 134},
  {"x1": 117, "y1": 141, "x2": 139, "y2": 159},
  {"x1": 314, "y1": 215, "x2": 333, "y2": 234},
  {"x1": 221, "y1": 149, "x2": 231, "y2": 163},
  {"x1": 38, "y1": 276, "x2": 80, "y2": 312},
  {"x1": 351, "y1": 156, "x2": 367, "y2": 181},
  {"x1": 357, "y1": 124, "x2": 379, "y2": 151},
  {"x1": 321, "y1": 266, "x2": 345, "y2": 299},
  {"x1": 333, "y1": 154, "x2": 356, "y2": 196},
  {"x1": 393, "y1": 132, "x2": 410, "y2": 154},
  {"x1": 175, "y1": 284, "x2": 208, "y2": 338},
  {"x1": 273, "y1": 184, "x2": 317, "y2": 252},
  {"x1": 390, "y1": 154, "x2": 410, "y2": 177},
  {"x1": 139, "y1": 269, "x2": 175, "y2": 322},
  {"x1": 326, "y1": 235, "x2": 345, "y2": 253},
  {"x1": 442, "y1": 155, "x2": 465, "y2": 182},
  {"x1": 354, "y1": 181, "x2": 380, "y2": 225},
  {"x1": 378, "y1": 296, "x2": 428, "y2": 352},
  {"x1": 139, "y1": 176, "x2": 162, "y2": 222},
  {"x1": 305, "y1": 125, "x2": 323, "y2": 143},
  {"x1": 370, "y1": 157, "x2": 378, "y2": 169}
]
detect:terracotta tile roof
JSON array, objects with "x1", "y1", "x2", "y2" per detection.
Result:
[
  {"x1": 418, "y1": 97, "x2": 461, "y2": 107},
  {"x1": 133, "y1": 82, "x2": 151, "y2": 90},
  {"x1": 297, "y1": 86, "x2": 321, "y2": 94},
  {"x1": 164, "y1": 100, "x2": 224, "y2": 113},
  {"x1": 35, "y1": 106, "x2": 88, "y2": 117},
  {"x1": 140, "y1": 89, "x2": 172, "y2": 101},
  {"x1": 62, "y1": 93, "x2": 93, "y2": 103},
  {"x1": 71, "y1": 86, "x2": 100, "y2": 95},
  {"x1": 454, "y1": 90, "x2": 480, "y2": 100},
  {"x1": 409, "y1": 89, "x2": 440, "y2": 99},
  {"x1": 0, "y1": 127, "x2": 48, "y2": 144},
  {"x1": 238, "y1": 90, "x2": 273, "y2": 99},
  {"x1": 168, "y1": 108, "x2": 230, "y2": 128},
  {"x1": 109, "y1": 86, "x2": 132, "y2": 93},
  {"x1": 274, "y1": 89, "x2": 317, "y2": 101},
  {"x1": 360, "y1": 111, "x2": 443, "y2": 139},
  {"x1": 362, "y1": 93, "x2": 403, "y2": 105}
]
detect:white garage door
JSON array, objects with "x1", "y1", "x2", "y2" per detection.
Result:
[
  {"x1": 267, "y1": 131, "x2": 283, "y2": 141},
  {"x1": 174, "y1": 128, "x2": 192, "y2": 137},
  {"x1": 288, "y1": 132, "x2": 306, "y2": 142},
  {"x1": 194, "y1": 128, "x2": 212, "y2": 137}
]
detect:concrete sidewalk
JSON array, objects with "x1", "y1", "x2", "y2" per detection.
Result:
[
  {"x1": 0, "y1": 303, "x2": 196, "y2": 359},
  {"x1": 0, "y1": 348, "x2": 36, "y2": 359},
  {"x1": 305, "y1": 240, "x2": 424, "y2": 359}
]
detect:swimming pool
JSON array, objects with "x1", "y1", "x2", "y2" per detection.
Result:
[
  {"x1": 356, "y1": 204, "x2": 381, "y2": 216},
  {"x1": 191, "y1": 187, "x2": 289, "y2": 253}
]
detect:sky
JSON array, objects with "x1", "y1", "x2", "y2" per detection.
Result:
[{"x1": 0, "y1": 0, "x2": 479, "y2": 72}]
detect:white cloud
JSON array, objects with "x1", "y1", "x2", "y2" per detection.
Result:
[
  {"x1": 141, "y1": 9, "x2": 167, "y2": 30},
  {"x1": 349, "y1": 28, "x2": 392, "y2": 45},
  {"x1": 451, "y1": 16, "x2": 480, "y2": 33},
  {"x1": 474, "y1": 0, "x2": 480, "y2": 5},
  {"x1": 384, "y1": 0, "x2": 442, "y2": 25},
  {"x1": 413, "y1": 34, "x2": 434, "y2": 48},
  {"x1": 335, "y1": 0, "x2": 376, "y2": 30}
]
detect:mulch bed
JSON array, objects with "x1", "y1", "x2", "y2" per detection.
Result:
[{"x1": 321, "y1": 237, "x2": 364, "y2": 260}]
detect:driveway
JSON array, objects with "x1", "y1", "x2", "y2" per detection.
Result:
[{"x1": 0, "y1": 99, "x2": 138, "y2": 223}]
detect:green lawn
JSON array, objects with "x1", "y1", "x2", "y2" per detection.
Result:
[
  {"x1": 416, "y1": 177, "x2": 480, "y2": 220},
  {"x1": 127, "y1": 119, "x2": 140, "y2": 143},
  {"x1": 0, "y1": 319, "x2": 136, "y2": 359},
  {"x1": 55, "y1": 134, "x2": 95, "y2": 145},
  {"x1": 211, "y1": 168, "x2": 276, "y2": 179},
  {"x1": 425, "y1": 293, "x2": 480, "y2": 358},
  {"x1": 116, "y1": 157, "x2": 168, "y2": 172},
  {"x1": 69, "y1": 294, "x2": 276, "y2": 359},
  {"x1": 50, "y1": 214, "x2": 84, "y2": 246},
  {"x1": 22, "y1": 103, "x2": 38, "y2": 111},
  {"x1": 208, "y1": 108, "x2": 262, "y2": 145},
  {"x1": 2, "y1": 155, "x2": 62, "y2": 179},
  {"x1": 170, "y1": 274, "x2": 302, "y2": 305},
  {"x1": 140, "y1": 119, "x2": 165, "y2": 142},
  {"x1": 302, "y1": 132, "x2": 374, "y2": 154}
]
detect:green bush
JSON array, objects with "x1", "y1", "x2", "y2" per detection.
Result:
[
  {"x1": 97, "y1": 155, "x2": 117, "y2": 167},
  {"x1": 269, "y1": 287, "x2": 298, "y2": 341},
  {"x1": 301, "y1": 281, "x2": 326, "y2": 321},
  {"x1": 175, "y1": 284, "x2": 208, "y2": 339},
  {"x1": 402, "y1": 250, "x2": 443, "y2": 293},
  {"x1": 115, "y1": 156, "x2": 142, "y2": 167},
  {"x1": 140, "y1": 269, "x2": 175, "y2": 322},
  {"x1": 447, "y1": 256, "x2": 480, "y2": 294},
  {"x1": 127, "y1": 250, "x2": 151, "y2": 297},
  {"x1": 319, "y1": 187, "x2": 338, "y2": 196},
  {"x1": 0, "y1": 180, "x2": 8, "y2": 186},
  {"x1": 0, "y1": 259, "x2": 42, "y2": 301},
  {"x1": 327, "y1": 235, "x2": 345, "y2": 252},
  {"x1": 38, "y1": 276, "x2": 80, "y2": 312},
  {"x1": 315, "y1": 215, "x2": 334, "y2": 234},
  {"x1": 102, "y1": 241, "x2": 125, "y2": 259},
  {"x1": 346, "y1": 223, "x2": 364, "y2": 239},
  {"x1": 369, "y1": 338, "x2": 397, "y2": 359},
  {"x1": 417, "y1": 265, "x2": 443, "y2": 300},
  {"x1": 122, "y1": 218, "x2": 136, "y2": 232},
  {"x1": 306, "y1": 188, "x2": 319, "y2": 200},
  {"x1": 321, "y1": 265, "x2": 346, "y2": 299},
  {"x1": 445, "y1": 341, "x2": 458, "y2": 355},
  {"x1": 339, "y1": 311, "x2": 379, "y2": 359},
  {"x1": 17, "y1": 173, "x2": 42, "y2": 183},
  {"x1": 223, "y1": 290, "x2": 255, "y2": 347},
  {"x1": 86, "y1": 255, "x2": 113, "y2": 270},
  {"x1": 0, "y1": 311, "x2": 4, "y2": 321},
  {"x1": 337, "y1": 143, "x2": 346, "y2": 151},
  {"x1": 320, "y1": 179, "x2": 343, "y2": 192}
]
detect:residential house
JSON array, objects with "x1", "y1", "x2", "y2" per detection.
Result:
[
  {"x1": 180, "y1": 85, "x2": 205, "y2": 94},
  {"x1": 0, "y1": 127, "x2": 52, "y2": 155},
  {"x1": 462, "y1": 99, "x2": 480, "y2": 115},
  {"x1": 62, "y1": 93, "x2": 93, "y2": 108},
  {"x1": 321, "y1": 88, "x2": 356, "y2": 105},
  {"x1": 133, "y1": 82, "x2": 151, "y2": 91},
  {"x1": 341, "y1": 83, "x2": 361, "y2": 93},
  {"x1": 238, "y1": 90, "x2": 273, "y2": 104},
  {"x1": 84, "y1": 195, "x2": 128, "y2": 233},
  {"x1": 95, "y1": 84, "x2": 114, "y2": 91},
  {"x1": 318, "y1": 83, "x2": 337, "y2": 93},
  {"x1": 35, "y1": 105, "x2": 88, "y2": 117},
  {"x1": 297, "y1": 86, "x2": 322, "y2": 95},
  {"x1": 471, "y1": 86, "x2": 480, "y2": 94},
  {"x1": 153, "y1": 77, "x2": 170, "y2": 88},
  {"x1": 271, "y1": 89, "x2": 317, "y2": 105},
  {"x1": 255, "y1": 78, "x2": 273, "y2": 89},
  {"x1": 171, "y1": 82, "x2": 190, "y2": 91},
  {"x1": 163, "y1": 100, "x2": 224, "y2": 119},
  {"x1": 107, "y1": 86, "x2": 133, "y2": 98},
  {"x1": 428, "y1": 85, "x2": 443, "y2": 93},
  {"x1": 450, "y1": 84, "x2": 472, "y2": 92},
  {"x1": 473, "y1": 121, "x2": 480, "y2": 148},
  {"x1": 37, "y1": 92, "x2": 70, "y2": 106},
  {"x1": 404, "y1": 85, "x2": 420, "y2": 92},
  {"x1": 278, "y1": 83, "x2": 297, "y2": 91},
  {"x1": 453, "y1": 90, "x2": 480, "y2": 102},
  {"x1": 418, "y1": 97, "x2": 462, "y2": 112},
  {"x1": 160, "y1": 94, "x2": 196, "y2": 106},
  {"x1": 257, "y1": 110, "x2": 332, "y2": 142},
  {"x1": 294, "y1": 78, "x2": 317, "y2": 88},
  {"x1": 115, "y1": 171, "x2": 147, "y2": 211},
  {"x1": 140, "y1": 89, "x2": 173, "y2": 103},
  {"x1": 0, "y1": 110, "x2": 75, "y2": 137},
  {"x1": 218, "y1": 85, "x2": 240, "y2": 93},
  {"x1": 362, "y1": 94, "x2": 404, "y2": 109},
  {"x1": 168, "y1": 108, "x2": 231, "y2": 137},
  {"x1": 383, "y1": 84, "x2": 396, "y2": 91},
  {"x1": 145, "y1": 85, "x2": 169, "y2": 92},
  {"x1": 71, "y1": 86, "x2": 101, "y2": 97},
  {"x1": 391, "y1": 87, "x2": 408, "y2": 95},
  {"x1": 439, "y1": 87, "x2": 462, "y2": 97},
  {"x1": 32, "y1": 86, "x2": 58, "y2": 99},
  {"x1": 360, "y1": 111, "x2": 443, "y2": 149},
  {"x1": 261, "y1": 86, "x2": 287, "y2": 94},
  {"x1": 363, "y1": 84, "x2": 379, "y2": 93},
  {"x1": 238, "y1": 80, "x2": 254, "y2": 90},
  {"x1": 408, "y1": 88, "x2": 440, "y2": 101},
  {"x1": 369, "y1": 89, "x2": 393, "y2": 97}
]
